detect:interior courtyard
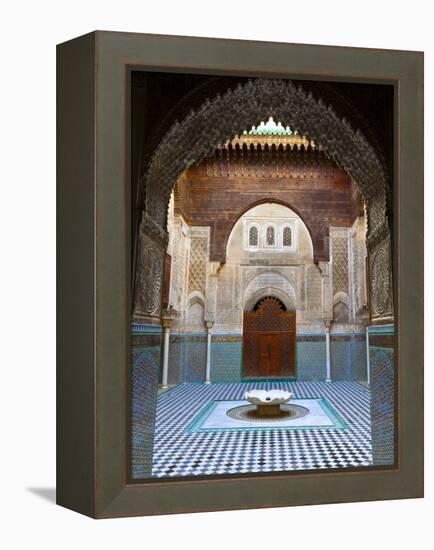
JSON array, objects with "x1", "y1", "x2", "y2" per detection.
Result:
[{"x1": 130, "y1": 75, "x2": 395, "y2": 480}]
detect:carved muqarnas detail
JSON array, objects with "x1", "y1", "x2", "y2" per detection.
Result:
[
  {"x1": 371, "y1": 247, "x2": 392, "y2": 317},
  {"x1": 138, "y1": 244, "x2": 163, "y2": 316}
]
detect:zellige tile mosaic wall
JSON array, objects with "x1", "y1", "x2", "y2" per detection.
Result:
[
  {"x1": 368, "y1": 325, "x2": 395, "y2": 466},
  {"x1": 165, "y1": 332, "x2": 368, "y2": 383},
  {"x1": 131, "y1": 336, "x2": 161, "y2": 479}
]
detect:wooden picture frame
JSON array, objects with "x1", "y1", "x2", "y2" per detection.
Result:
[{"x1": 57, "y1": 31, "x2": 423, "y2": 518}]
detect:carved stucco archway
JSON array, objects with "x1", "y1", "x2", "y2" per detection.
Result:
[
  {"x1": 243, "y1": 271, "x2": 297, "y2": 313},
  {"x1": 244, "y1": 287, "x2": 296, "y2": 313},
  {"x1": 134, "y1": 78, "x2": 393, "y2": 324},
  {"x1": 224, "y1": 197, "x2": 315, "y2": 263},
  {"x1": 142, "y1": 78, "x2": 389, "y2": 251}
]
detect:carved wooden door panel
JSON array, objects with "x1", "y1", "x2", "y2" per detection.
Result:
[
  {"x1": 242, "y1": 297, "x2": 296, "y2": 378},
  {"x1": 258, "y1": 335, "x2": 270, "y2": 377},
  {"x1": 268, "y1": 334, "x2": 283, "y2": 377}
]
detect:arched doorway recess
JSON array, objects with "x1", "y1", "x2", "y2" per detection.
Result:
[{"x1": 242, "y1": 296, "x2": 296, "y2": 379}]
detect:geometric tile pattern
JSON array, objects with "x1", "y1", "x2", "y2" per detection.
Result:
[
  {"x1": 182, "y1": 337, "x2": 207, "y2": 383},
  {"x1": 131, "y1": 323, "x2": 162, "y2": 334},
  {"x1": 131, "y1": 345, "x2": 161, "y2": 479},
  {"x1": 188, "y1": 237, "x2": 207, "y2": 294},
  {"x1": 165, "y1": 333, "x2": 369, "y2": 384},
  {"x1": 331, "y1": 335, "x2": 367, "y2": 382},
  {"x1": 168, "y1": 335, "x2": 207, "y2": 384},
  {"x1": 143, "y1": 380, "x2": 372, "y2": 479},
  {"x1": 369, "y1": 346, "x2": 395, "y2": 466},
  {"x1": 296, "y1": 339, "x2": 327, "y2": 380},
  {"x1": 210, "y1": 339, "x2": 242, "y2": 383},
  {"x1": 332, "y1": 235, "x2": 349, "y2": 294}
]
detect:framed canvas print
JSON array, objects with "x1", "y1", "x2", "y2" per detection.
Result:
[{"x1": 57, "y1": 31, "x2": 423, "y2": 518}]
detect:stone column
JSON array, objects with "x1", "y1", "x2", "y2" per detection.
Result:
[
  {"x1": 319, "y1": 262, "x2": 333, "y2": 384},
  {"x1": 365, "y1": 325, "x2": 370, "y2": 386},
  {"x1": 205, "y1": 321, "x2": 214, "y2": 384},
  {"x1": 160, "y1": 308, "x2": 179, "y2": 389},
  {"x1": 325, "y1": 322, "x2": 332, "y2": 383},
  {"x1": 161, "y1": 318, "x2": 171, "y2": 388}
]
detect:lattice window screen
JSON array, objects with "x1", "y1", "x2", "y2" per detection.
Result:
[
  {"x1": 188, "y1": 237, "x2": 208, "y2": 294},
  {"x1": 332, "y1": 236, "x2": 349, "y2": 295},
  {"x1": 266, "y1": 226, "x2": 275, "y2": 246},
  {"x1": 283, "y1": 226, "x2": 292, "y2": 246},
  {"x1": 249, "y1": 226, "x2": 258, "y2": 246}
]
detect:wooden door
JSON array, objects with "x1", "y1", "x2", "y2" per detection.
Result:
[
  {"x1": 242, "y1": 297, "x2": 296, "y2": 378},
  {"x1": 258, "y1": 334, "x2": 270, "y2": 376}
]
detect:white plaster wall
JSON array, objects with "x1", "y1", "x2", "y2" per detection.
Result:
[
  {"x1": 167, "y1": 201, "x2": 368, "y2": 335},
  {"x1": 214, "y1": 203, "x2": 323, "y2": 333},
  {"x1": 226, "y1": 203, "x2": 313, "y2": 265}
]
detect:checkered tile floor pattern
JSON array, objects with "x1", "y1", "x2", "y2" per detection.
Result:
[{"x1": 152, "y1": 381, "x2": 372, "y2": 478}]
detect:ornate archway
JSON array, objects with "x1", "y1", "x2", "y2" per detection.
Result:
[
  {"x1": 134, "y1": 78, "x2": 393, "y2": 325},
  {"x1": 143, "y1": 78, "x2": 388, "y2": 247}
]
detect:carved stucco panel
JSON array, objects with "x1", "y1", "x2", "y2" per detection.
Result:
[
  {"x1": 370, "y1": 236, "x2": 393, "y2": 323},
  {"x1": 133, "y1": 232, "x2": 165, "y2": 321}
]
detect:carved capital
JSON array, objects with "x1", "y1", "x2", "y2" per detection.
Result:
[
  {"x1": 161, "y1": 307, "x2": 180, "y2": 323},
  {"x1": 318, "y1": 261, "x2": 330, "y2": 277},
  {"x1": 208, "y1": 261, "x2": 222, "y2": 276}
]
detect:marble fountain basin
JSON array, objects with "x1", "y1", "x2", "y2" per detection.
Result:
[{"x1": 244, "y1": 389, "x2": 293, "y2": 417}]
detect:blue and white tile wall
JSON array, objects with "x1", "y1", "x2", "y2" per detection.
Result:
[
  {"x1": 167, "y1": 334, "x2": 207, "y2": 384},
  {"x1": 330, "y1": 334, "x2": 367, "y2": 382},
  {"x1": 296, "y1": 336, "x2": 327, "y2": 380},
  {"x1": 210, "y1": 336, "x2": 243, "y2": 383},
  {"x1": 368, "y1": 325, "x2": 395, "y2": 466},
  {"x1": 165, "y1": 331, "x2": 368, "y2": 383},
  {"x1": 130, "y1": 325, "x2": 161, "y2": 479}
]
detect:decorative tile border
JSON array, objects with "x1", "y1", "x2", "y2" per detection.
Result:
[
  {"x1": 369, "y1": 346, "x2": 395, "y2": 466},
  {"x1": 212, "y1": 335, "x2": 243, "y2": 343},
  {"x1": 187, "y1": 397, "x2": 348, "y2": 433},
  {"x1": 211, "y1": 341, "x2": 243, "y2": 383},
  {"x1": 170, "y1": 334, "x2": 207, "y2": 343},
  {"x1": 131, "y1": 323, "x2": 162, "y2": 334},
  {"x1": 368, "y1": 324, "x2": 394, "y2": 335},
  {"x1": 130, "y1": 347, "x2": 161, "y2": 478}
]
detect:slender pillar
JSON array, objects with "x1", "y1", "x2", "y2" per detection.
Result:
[
  {"x1": 325, "y1": 324, "x2": 332, "y2": 383},
  {"x1": 205, "y1": 321, "x2": 213, "y2": 384},
  {"x1": 161, "y1": 320, "x2": 171, "y2": 388},
  {"x1": 365, "y1": 325, "x2": 370, "y2": 386}
]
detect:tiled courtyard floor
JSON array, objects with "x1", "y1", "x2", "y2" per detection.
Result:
[{"x1": 152, "y1": 380, "x2": 372, "y2": 477}]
